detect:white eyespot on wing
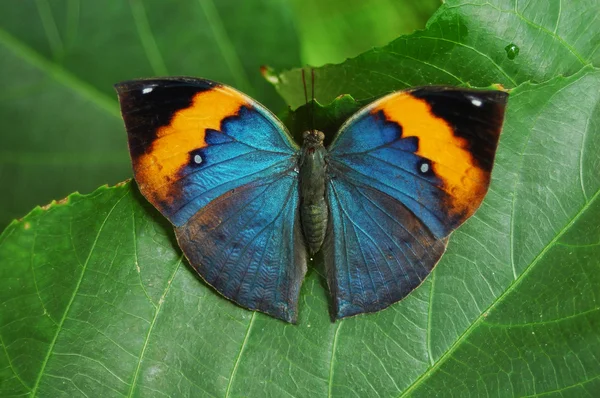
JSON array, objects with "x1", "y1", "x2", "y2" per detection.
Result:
[
  {"x1": 470, "y1": 97, "x2": 483, "y2": 107},
  {"x1": 194, "y1": 154, "x2": 203, "y2": 164},
  {"x1": 420, "y1": 162, "x2": 429, "y2": 173},
  {"x1": 142, "y1": 87, "x2": 154, "y2": 94}
]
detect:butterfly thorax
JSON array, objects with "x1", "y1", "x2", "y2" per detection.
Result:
[{"x1": 299, "y1": 130, "x2": 328, "y2": 254}]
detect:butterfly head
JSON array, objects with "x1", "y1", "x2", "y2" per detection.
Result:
[{"x1": 302, "y1": 130, "x2": 325, "y2": 147}]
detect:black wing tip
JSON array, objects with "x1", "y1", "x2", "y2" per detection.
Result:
[
  {"x1": 478, "y1": 89, "x2": 509, "y2": 106},
  {"x1": 114, "y1": 76, "x2": 220, "y2": 95},
  {"x1": 409, "y1": 85, "x2": 509, "y2": 105}
]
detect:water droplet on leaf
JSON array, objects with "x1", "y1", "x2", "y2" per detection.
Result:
[{"x1": 505, "y1": 43, "x2": 520, "y2": 60}]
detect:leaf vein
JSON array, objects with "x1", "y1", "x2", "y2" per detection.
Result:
[
  {"x1": 127, "y1": 255, "x2": 184, "y2": 396},
  {"x1": 225, "y1": 312, "x2": 257, "y2": 398},
  {"x1": 30, "y1": 191, "x2": 129, "y2": 397},
  {"x1": 327, "y1": 322, "x2": 343, "y2": 398}
]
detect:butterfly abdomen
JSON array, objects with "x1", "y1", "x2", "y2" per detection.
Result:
[
  {"x1": 299, "y1": 130, "x2": 328, "y2": 254},
  {"x1": 301, "y1": 199, "x2": 328, "y2": 254}
]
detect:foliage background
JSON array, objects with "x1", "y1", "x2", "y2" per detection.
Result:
[{"x1": 2, "y1": 1, "x2": 600, "y2": 397}]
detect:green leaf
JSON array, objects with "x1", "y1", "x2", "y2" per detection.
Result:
[
  {"x1": 2, "y1": 65, "x2": 599, "y2": 396},
  {"x1": 274, "y1": 0, "x2": 600, "y2": 108},
  {"x1": 0, "y1": 0, "x2": 303, "y2": 230}
]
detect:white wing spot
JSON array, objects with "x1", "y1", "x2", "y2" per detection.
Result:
[
  {"x1": 471, "y1": 98, "x2": 483, "y2": 107},
  {"x1": 194, "y1": 154, "x2": 203, "y2": 164},
  {"x1": 142, "y1": 87, "x2": 154, "y2": 94},
  {"x1": 420, "y1": 162, "x2": 429, "y2": 173}
]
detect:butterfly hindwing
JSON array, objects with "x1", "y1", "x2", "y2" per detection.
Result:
[
  {"x1": 325, "y1": 178, "x2": 447, "y2": 318},
  {"x1": 176, "y1": 172, "x2": 306, "y2": 323},
  {"x1": 326, "y1": 87, "x2": 508, "y2": 318},
  {"x1": 116, "y1": 77, "x2": 305, "y2": 322}
]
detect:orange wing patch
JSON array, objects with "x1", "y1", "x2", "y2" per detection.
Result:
[
  {"x1": 133, "y1": 87, "x2": 247, "y2": 204},
  {"x1": 373, "y1": 92, "x2": 488, "y2": 217}
]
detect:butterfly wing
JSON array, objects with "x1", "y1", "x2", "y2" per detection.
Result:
[
  {"x1": 326, "y1": 87, "x2": 508, "y2": 318},
  {"x1": 116, "y1": 78, "x2": 306, "y2": 322}
]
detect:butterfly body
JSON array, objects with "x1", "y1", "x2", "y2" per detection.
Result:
[
  {"x1": 116, "y1": 77, "x2": 508, "y2": 323},
  {"x1": 299, "y1": 130, "x2": 328, "y2": 254}
]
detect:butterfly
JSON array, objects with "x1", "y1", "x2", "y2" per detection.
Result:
[{"x1": 115, "y1": 77, "x2": 508, "y2": 323}]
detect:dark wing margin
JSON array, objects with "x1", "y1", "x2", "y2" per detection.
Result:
[
  {"x1": 324, "y1": 177, "x2": 447, "y2": 319},
  {"x1": 175, "y1": 172, "x2": 306, "y2": 323}
]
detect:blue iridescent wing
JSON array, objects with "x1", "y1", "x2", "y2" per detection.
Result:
[
  {"x1": 116, "y1": 77, "x2": 306, "y2": 322},
  {"x1": 326, "y1": 87, "x2": 508, "y2": 318}
]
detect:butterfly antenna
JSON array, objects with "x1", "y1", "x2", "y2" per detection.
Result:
[
  {"x1": 301, "y1": 69, "x2": 309, "y2": 107},
  {"x1": 311, "y1": 68, "x2": 316, "y2": 131}
]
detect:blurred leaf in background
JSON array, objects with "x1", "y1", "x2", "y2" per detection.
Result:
[
  {"x1": 0, "y1": 0, "x2": 437, "y2": 230},
  {"x1": 290, "y1": 0, "x2": 441, "y2": 65}
]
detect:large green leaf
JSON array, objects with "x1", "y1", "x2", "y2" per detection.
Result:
[
  {"x1": 274, "y1": 0, "x2": 600, "y2": 108},
  {"x1": 1, "y1": 66, "x2": 599, "y2": 396}
]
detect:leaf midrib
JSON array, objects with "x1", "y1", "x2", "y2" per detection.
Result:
[{"x1": 399, "y1": 186, "x2": 600, "y2": 397}]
